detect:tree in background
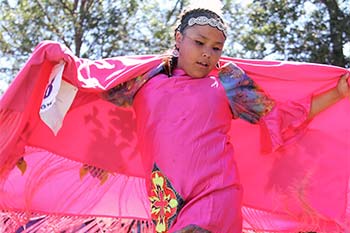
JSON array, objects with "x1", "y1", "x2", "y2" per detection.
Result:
[
  {"x1": 0, "y1": 0, "x2": 187, "y2": 94},
  {"x1": 0, "y1": 0, "x2": 187, "y2": 60},
  {"x1": 228, "y1": 0, "x2": 350, "y2": 67}
]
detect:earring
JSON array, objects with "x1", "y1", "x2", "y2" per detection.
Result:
[
  {"x1": 172, "y1": 46, "x2": 179, "y2": 57},
  {"x1": 216, "y1": 61, "x2": 221, "y2": 69}
]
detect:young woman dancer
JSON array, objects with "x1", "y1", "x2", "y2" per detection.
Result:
[{"x1": 0, "y1": 7, "x2": 349, "y2": 233}]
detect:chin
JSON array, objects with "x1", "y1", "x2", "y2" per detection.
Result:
[
  {"x1": 190, "y1": 71, "x2": 210, "y2": 79},
  {"x1": 192, "y1": 75, "x2": 206, "y2": 79}
]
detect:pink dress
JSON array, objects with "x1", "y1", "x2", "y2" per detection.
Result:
[
  {"x1": 133, "y1": 69, "x2": 243, "y2": 232},
  {"x1": 132, "y1": 63, "x2": 310, "y2": 232}
]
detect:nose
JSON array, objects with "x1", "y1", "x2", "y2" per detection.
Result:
[{"x1": 202, "y1": 47, "x2": 211, "y2": 58}]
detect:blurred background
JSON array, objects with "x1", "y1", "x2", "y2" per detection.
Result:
[{"x1": 0, "y1": 0, "x2": 349, "y2": 95}]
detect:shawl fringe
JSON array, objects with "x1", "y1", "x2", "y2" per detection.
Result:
[{"x1": 0, "y1": 211, "x2": 154, "y2": 233}]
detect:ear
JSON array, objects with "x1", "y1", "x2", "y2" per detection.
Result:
[{"x1": 175, "y1": 31, "x2": 183, "y2": 49}]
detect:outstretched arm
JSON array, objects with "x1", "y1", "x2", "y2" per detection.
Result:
[{"x1": 308, "y1": 73, "x2": 350, "y2": 119}]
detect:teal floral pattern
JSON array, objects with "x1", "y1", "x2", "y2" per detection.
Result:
[{"x1": 219, "y1": 62, "x2": 275, "y2": 123}]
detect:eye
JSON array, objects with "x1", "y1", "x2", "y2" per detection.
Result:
[
  {"x1": 213, "y1": 47, "x2": 222, "y2": 51},
  {"x1": 195, "y1": 40, "x2": 204, "y2": 46}
]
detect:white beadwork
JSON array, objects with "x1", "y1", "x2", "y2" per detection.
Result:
[{"x1": 187, "y1": 16, "x2": 227, "y2": 37}]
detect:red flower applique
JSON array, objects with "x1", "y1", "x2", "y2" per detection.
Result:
[{"x1": 150, "y1": 164, "x2": 184, "y2": 233}]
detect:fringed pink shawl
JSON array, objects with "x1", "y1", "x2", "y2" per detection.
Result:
[{"x1": 0, "y1": 41, "x2": 349, "y2": 232}]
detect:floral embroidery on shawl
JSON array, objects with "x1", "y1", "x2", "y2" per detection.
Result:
[
  {"x1": 16, "y1": 157, "x2": 27, "y2": 175},
  {"x1": 150, "y1": 164, "x2": 184, "y2": 233},
  {"x1": 219, "y1": 62, "x2": 275, "y2": 123},
  {"x1": 79, "y1": 164, "x2": 109, "y2": 185}
]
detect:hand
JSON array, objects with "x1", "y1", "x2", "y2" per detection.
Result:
[
  {"x1": 337, "y1": 73, "x2": 350, "y2": 98},
  {"x1": 309, "y1": 72, "x2": 350, "y2": 119}
]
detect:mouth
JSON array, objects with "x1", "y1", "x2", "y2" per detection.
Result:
[{"x1": 196, "y1": 61, "x2": 209, "y2": 68}]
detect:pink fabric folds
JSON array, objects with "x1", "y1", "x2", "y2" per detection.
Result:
[
  {"x1": 0, "y1": 41, "x2": 162, "y2": 231},
  {"x1": 0, "y1": 41, "x2": 349, "y2": 232},
  {"x1": 222, "y1": 57, "x2": 350, "y2": 232},
  {"x1": 0, "y1": 40, "x2": 163, "y2": 177}
]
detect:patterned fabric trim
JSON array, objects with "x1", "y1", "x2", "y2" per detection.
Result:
[
  {"x1": 219, "y1": 62, "x2": 275, "y2": 124},
  {"x1": 16, "y1": 157, "x2": 27, "y2": 175},
  {"x1": 175, "y1": 224, "x2": 212, "y2": 233},
  {"x1": 79, "y1": 164, "x2": 110, "y2": 185},
  {"x1": 102, "y1": 62, "x2": 165, "y2": 107},
  {"x1": 0, "y1": 211, "x2": 154, "y2": 232},
  {"x1": 150, "y1": 164, "x2": 184, "y2": 233}
]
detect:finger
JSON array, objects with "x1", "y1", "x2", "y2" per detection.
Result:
[
  {"x1": 338, "y1": 74, "x2": 348, "y2": 86},
  {"x1": 343, "y1": 72, "x2": 350, "y2": 85},
  {"x1": 340, "y1": 72, "x2": 348, "y2": 78}
]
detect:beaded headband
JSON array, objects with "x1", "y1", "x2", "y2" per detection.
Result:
[{"x1": 187, "y1": 16, "x2": 227, "y2": 37}]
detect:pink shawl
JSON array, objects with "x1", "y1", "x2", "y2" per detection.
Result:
[{"x1": 0, "y1": 41, "x2": 349, "y2": 232}]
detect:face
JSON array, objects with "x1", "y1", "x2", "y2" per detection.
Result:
[{"x1": 175, "y1": 24, "x2": 226, "y2": 78}]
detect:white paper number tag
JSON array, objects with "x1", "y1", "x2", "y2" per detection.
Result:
[
  {"x1": 40, "y1": 62, "x2": 65, "y2": 112},
  {"x1": 40, "y1": 62, "x2": 78, "y2": 135}
]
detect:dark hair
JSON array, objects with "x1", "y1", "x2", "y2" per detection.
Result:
[
  {"x1": 174, "y1": 8, "x2": 226, "y2": 37},
  {"x1": 163, "y1": 8, "x2": 226, "y2": 77}
]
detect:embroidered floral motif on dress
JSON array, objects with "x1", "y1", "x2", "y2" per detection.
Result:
[{"x1": 150, "y1": 164, "x2": 184, "y2": 233}]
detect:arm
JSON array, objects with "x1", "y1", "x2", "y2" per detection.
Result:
[{"x1": 308, "y1": 73, "x2": 350, "y2": 119}]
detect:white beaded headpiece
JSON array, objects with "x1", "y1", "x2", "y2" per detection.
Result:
[{"x1": 187, "y1": 16, "x2": 227, "y2": 37}]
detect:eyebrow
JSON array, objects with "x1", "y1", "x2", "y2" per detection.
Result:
[{"x1": 188, "y1": 32, "x2": 225, "y2": 46}]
